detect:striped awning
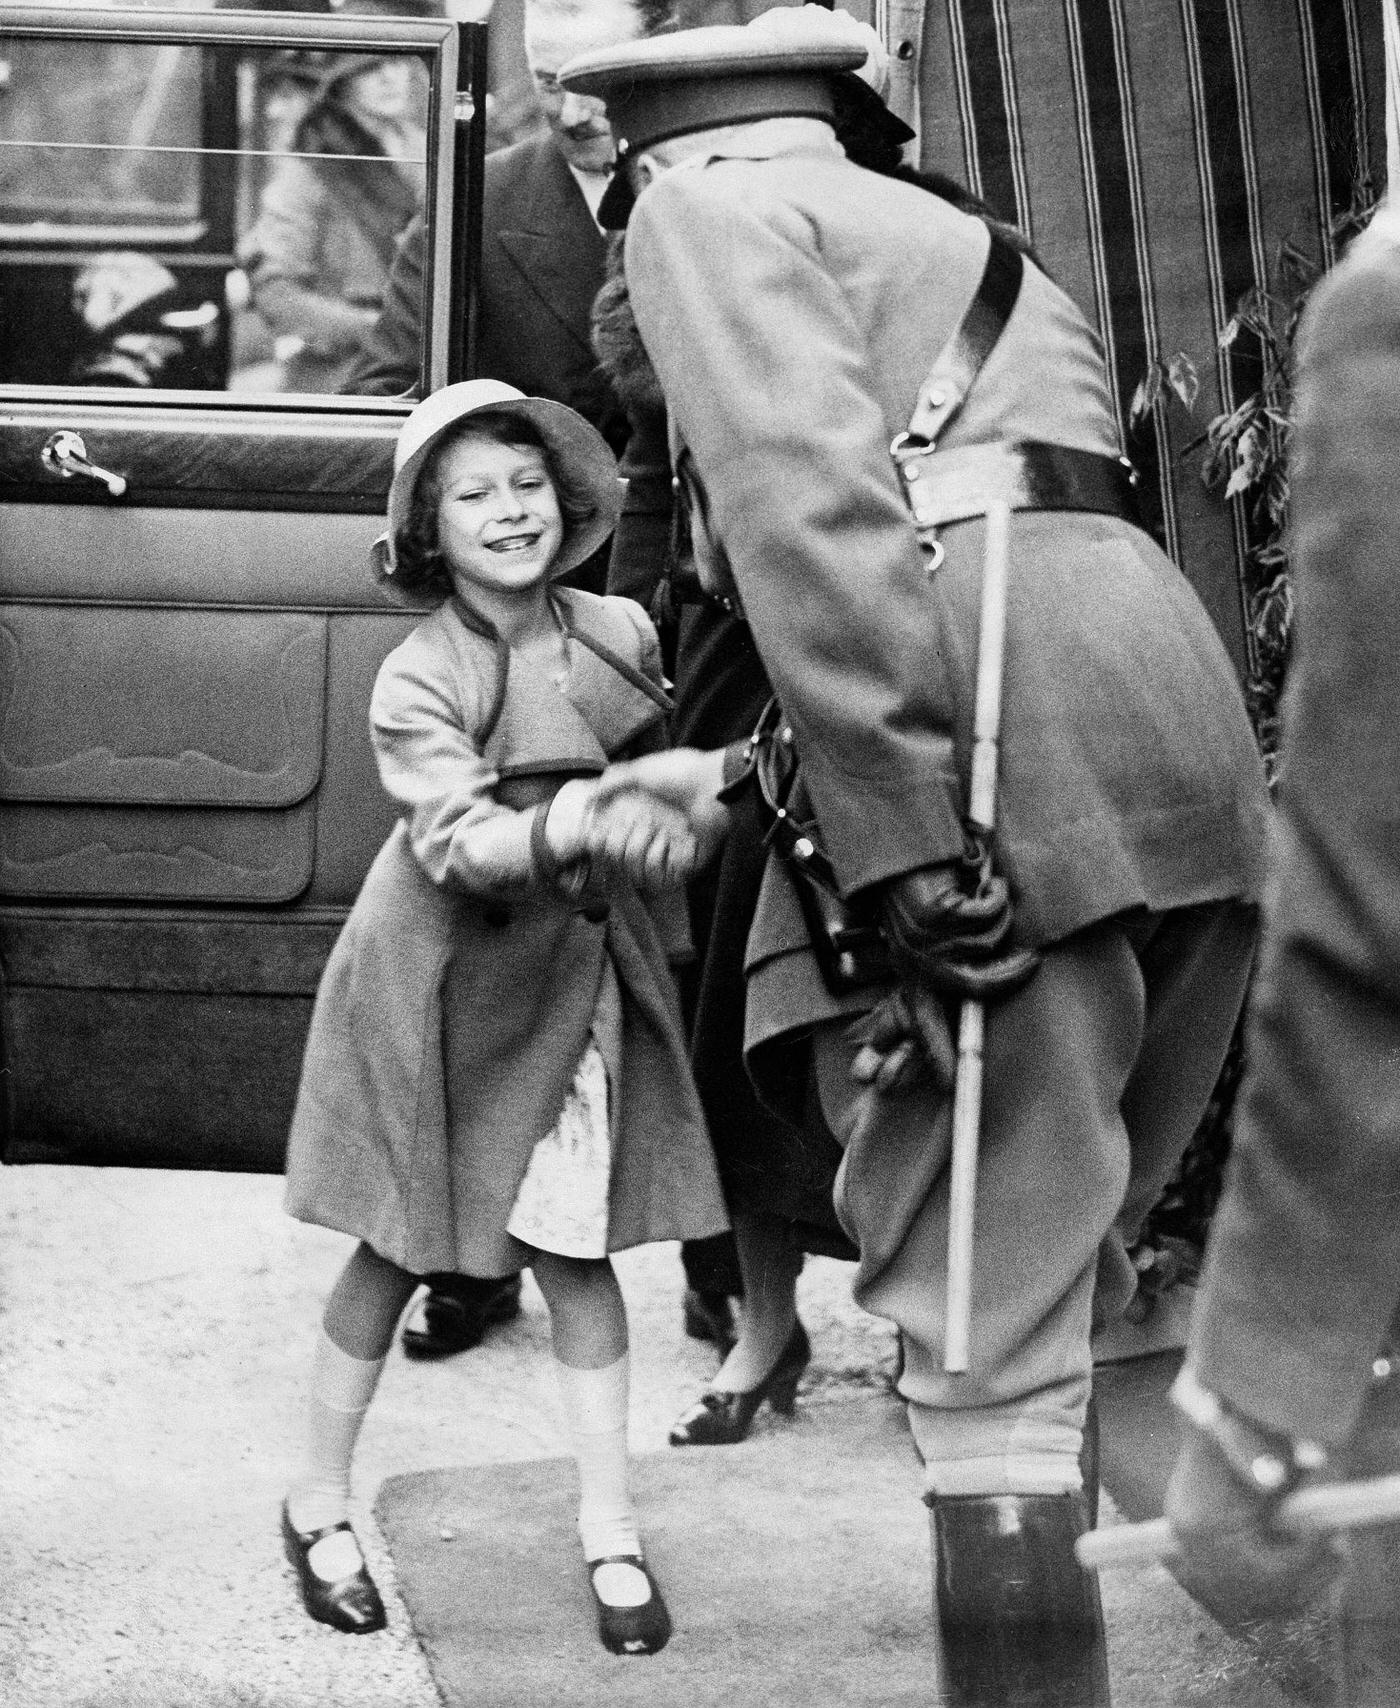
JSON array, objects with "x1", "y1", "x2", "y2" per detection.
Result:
[{"x1": 905, "y1": 1, "x2": 1386, "y2": 675}]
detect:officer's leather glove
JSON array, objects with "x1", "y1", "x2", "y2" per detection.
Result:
[
  {"x1": 878, "y1": 848, "x2": 1040, "y2": 1002},
  {"x1": 1162, "y1": 1371, "x2": 1343, "y2": 1630}
]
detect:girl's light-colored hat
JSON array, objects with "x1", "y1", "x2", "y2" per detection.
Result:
[{"x1": 381, "y1": 379, "x2": 623, "y2": 579}]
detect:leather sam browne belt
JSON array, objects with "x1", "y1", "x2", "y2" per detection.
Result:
[
  {"x1": 890, "y1": 231, "x2": 1143, "y2": 562},
  {"x1": 899, "y1": 439, "x2": 1143, "y2": 537}
]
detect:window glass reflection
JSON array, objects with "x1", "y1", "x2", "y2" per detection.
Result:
[
  {"x1": 236, "y1": 51, "x2": 427, "y2": 393},
  {"x1": 0, "y1": 36, "x2": 429, "y2": 396}
]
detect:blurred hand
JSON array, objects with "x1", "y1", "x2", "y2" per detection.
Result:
[
  {"x1": 590, "y1": 748, "x2": 732, "y2": 868},
  {"x1": 847, "y1": 984, "x2": 957, "y2": 1095},
  {"x1": 1163, "y1": 1415, "x2": 1344, "y2": 1630},
  {"x1": 583, "y1": 789, "x2": 700, "y2": 894}
]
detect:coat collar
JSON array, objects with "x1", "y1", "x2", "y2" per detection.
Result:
[{"x1": 444, "y1": 591, "x2": 664, "y2": 775}]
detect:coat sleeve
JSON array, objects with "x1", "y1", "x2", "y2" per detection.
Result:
[
  {"x1": 341, "y1": 214, "x2": 424, "y2": 397},
  {"x1": 369, "y1": 637, "x2": 538, "y2": 895},
  {"x1": 240, "y1": 161, "x2": 378, "y2": 355},
  {"x1": 608, "y1": 597, "x2": 693, "y2": 960},
  {"x1": 624, "y1": 168, "x2": 968, "y2": 896},
  {"x1": 1187, "y1": 232, "x2": 1400, "y2": 1447}
]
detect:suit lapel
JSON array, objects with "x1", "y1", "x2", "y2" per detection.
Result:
[{"x1": 496, "y1": 140, "x2": 606, "y2": 354}]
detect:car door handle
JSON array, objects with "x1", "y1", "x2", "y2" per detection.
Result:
[{"x1": 41, "y1": 430, "x2": 128, "y2": 498}]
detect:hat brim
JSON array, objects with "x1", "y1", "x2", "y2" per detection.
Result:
[
  {"x1": 384, "y1": 389, "x2": 622, "y2": 586},
  {"x1": 559, "y1": 31, "x2": 866, "y2": 100}
]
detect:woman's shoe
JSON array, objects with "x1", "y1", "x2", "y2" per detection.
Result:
[
  {"x1": 668, "y1": 1320, "x2": 811, "y2": 1447},
  {"x1": 281, "y1": 1502, "x2": 387, "y2": 1634},
  {"x1": 586, "y1": 1554, "x2": 672, "y2": 1655}
]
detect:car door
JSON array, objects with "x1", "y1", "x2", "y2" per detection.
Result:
[{"x1": 0, "y1": 4, "x2": 487, "y2": 1171}]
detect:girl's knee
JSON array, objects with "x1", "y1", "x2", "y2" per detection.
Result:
[
  {"x1": 324, "y1": 1243, "x2": 419, "y2": 1358},
  {"x1": 531, "y1": 1251, "x2": 615, "y2": 1301}
]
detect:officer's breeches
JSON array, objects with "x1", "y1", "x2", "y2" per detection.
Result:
[{"x1": 813, "y1": 900, "x2": 1256, "y2": 1496}]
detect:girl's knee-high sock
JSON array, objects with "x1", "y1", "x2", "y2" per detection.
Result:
[
  {"x1": 555, "y1": 1352, "x2": 641, "y2": 1564},
  {"x1": 287, "y1": 1327, "x2": 386, "y2": 1567}
]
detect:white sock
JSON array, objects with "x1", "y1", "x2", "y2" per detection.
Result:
[
  {"x1": 555, "y1": 1354, "x2": 649, "y2": 1607},
  {"x1": 286, "y1": 1330, "x2": 385, "y2": 1581}
]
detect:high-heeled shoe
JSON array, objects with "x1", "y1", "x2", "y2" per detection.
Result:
[
  {"x1": 586, "y1": 1554, "x2": 672, "y2": 1655},
  {"x1": 281, "y1": 1502, "x2": 387, "y2": 1634},
  {"x1": 668, "y1": 1320, "x2": 811, "y2": 1447}
]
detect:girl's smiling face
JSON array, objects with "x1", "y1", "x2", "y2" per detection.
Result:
[{"x1": 433, "y1": 431, "x2": 564, "y2": 606}]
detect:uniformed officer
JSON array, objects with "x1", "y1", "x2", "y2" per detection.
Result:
[
  {"x1": 1162, "y1": 206, "x2": 1400, "y2": 1704},
  {"x1": 562, "y1": 13, "x2": 1271, "y2": 1703}
]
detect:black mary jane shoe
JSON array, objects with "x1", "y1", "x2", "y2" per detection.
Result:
[
  {"x1": 586, "y1": 1554, "x2": 672, "y2": 1655},
  {"x1": 281, "y1": 1503, "x2": 387, "y2": 1634},
  {"x1": 668, "y1": 1320, "x2": 811, "y2": 1447}
]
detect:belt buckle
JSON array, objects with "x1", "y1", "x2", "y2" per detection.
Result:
[{"x1": 890, "y1": 431, "x2": 946, "y2": 571}]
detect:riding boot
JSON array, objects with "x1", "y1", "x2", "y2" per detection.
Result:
[{"x1": 928, "y1": 1490, "x2": 1112, "y2": 1708}]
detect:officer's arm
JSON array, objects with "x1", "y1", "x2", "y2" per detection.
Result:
[{"x1": 625, "y1": 172, "x2": 966, "y2": 897}]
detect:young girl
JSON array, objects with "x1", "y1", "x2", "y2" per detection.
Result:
[{"x1": 280, "y1": 379, "x2": 728, "y2": 1656}]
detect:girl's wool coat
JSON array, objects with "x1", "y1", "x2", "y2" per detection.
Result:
[{"x1": 284, "y1": 588, "x2": 727, "y2": 1276}]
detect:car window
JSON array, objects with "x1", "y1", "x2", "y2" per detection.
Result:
[{"x1": 0, "y1": 31, "x2": 434, "y2": 397}]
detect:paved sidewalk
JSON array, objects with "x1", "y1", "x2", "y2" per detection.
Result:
[{"x1": 0, "y1": 1165, "x2": 1325, "y2": 1707}]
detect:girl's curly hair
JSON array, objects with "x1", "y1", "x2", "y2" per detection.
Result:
[{"x1": 391, "y1": 410, "x2": 600, "y2": 600}]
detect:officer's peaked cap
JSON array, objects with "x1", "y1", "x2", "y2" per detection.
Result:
[{"x1": 558, "y1": 24, "x2": 866, "y2": 158}]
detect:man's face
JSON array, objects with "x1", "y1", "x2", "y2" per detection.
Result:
[{"x1": 524, "y1": 0, "x2": 644, "y2": 174}]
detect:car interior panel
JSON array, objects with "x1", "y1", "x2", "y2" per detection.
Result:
[{"x1": 0, "y1": 5, "x2": 486, "y2": 1170}]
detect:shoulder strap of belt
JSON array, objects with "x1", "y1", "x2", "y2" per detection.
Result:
[
  {"x1": 900, "y1": 233, "x2": 1024, "y2": 452},
  {"x1": 558, "y1": 608, "x2": 675, "y2": 714}
]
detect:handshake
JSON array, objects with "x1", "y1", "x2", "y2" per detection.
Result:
[{"x1": 534, "y1": 747, "x2": 733, "y2": 899}]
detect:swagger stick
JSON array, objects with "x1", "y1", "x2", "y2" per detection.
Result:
[
  {"x1": 1075, "y1": 1474, "x2": 1400, "y2": 1571},
  {"x1": 944, "y1": 501, "x2": 1013, "y2": 1374}
]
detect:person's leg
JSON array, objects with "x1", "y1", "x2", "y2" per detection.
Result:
[
  {"x1": 530, "y1": 1250, "x2": 670, "y2": 1655},
  {"x1": 669, "y1": 1210, "x2": 808, "y2": 1445},
  {"x1": 1101, "y1": 901, "x2": 1258, "y2": 1321},
  {"x1": 285, "y1": 1241, "x2": 419, "y2": 1633},
  {"x1": 679, "y1": 1231, "x2": 744, "y2": 1351},
  {"x1": 816, "y1": 928, "x2": 1141, "y2": 1706},
  {"x1": 815, "y1": 906, "x2": 1254, "y2": 1705}
]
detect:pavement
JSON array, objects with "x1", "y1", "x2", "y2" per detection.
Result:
[{"x1": 0, "y1": 1164, "x2": 1332, "y2": 1707}]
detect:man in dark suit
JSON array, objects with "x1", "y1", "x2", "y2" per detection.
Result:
[
  {"x1": 349, "y1": 0, "x2": 663, "y2": 439},
  {"x1": 349, "y1": 0, "x2": 742, "y2": 1360},
  {"x1": 1163, "y1": 213, "x2": 1400, "y2": 1699}
]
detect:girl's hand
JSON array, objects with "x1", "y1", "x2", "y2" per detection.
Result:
[
  {"x1": 540, "y1": 778, "x2": 597, "y2": 866},
  {"x1": 589, "y1": 749, "x2": 732, "y2": 865},
  {"x1": 584, "y1": 791, "x2": 700, "y2": 893}
]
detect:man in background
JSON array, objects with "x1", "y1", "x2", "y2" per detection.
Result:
[{"x1": 1163, "y1": 206, "x2": 1400, "y2": 1705}]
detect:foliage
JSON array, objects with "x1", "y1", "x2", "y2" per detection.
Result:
[{"x1": 1132, "y1": 185, "x2": 1380, "y2": 784}]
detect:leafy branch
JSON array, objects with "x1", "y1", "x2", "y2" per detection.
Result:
[{"x1": 1131, "y1": 197, "x2": 1376, "y2": 783}]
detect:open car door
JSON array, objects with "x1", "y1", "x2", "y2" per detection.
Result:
[{"x1": 0, "y1": 4, "x2": 487, "y2": 1170}]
